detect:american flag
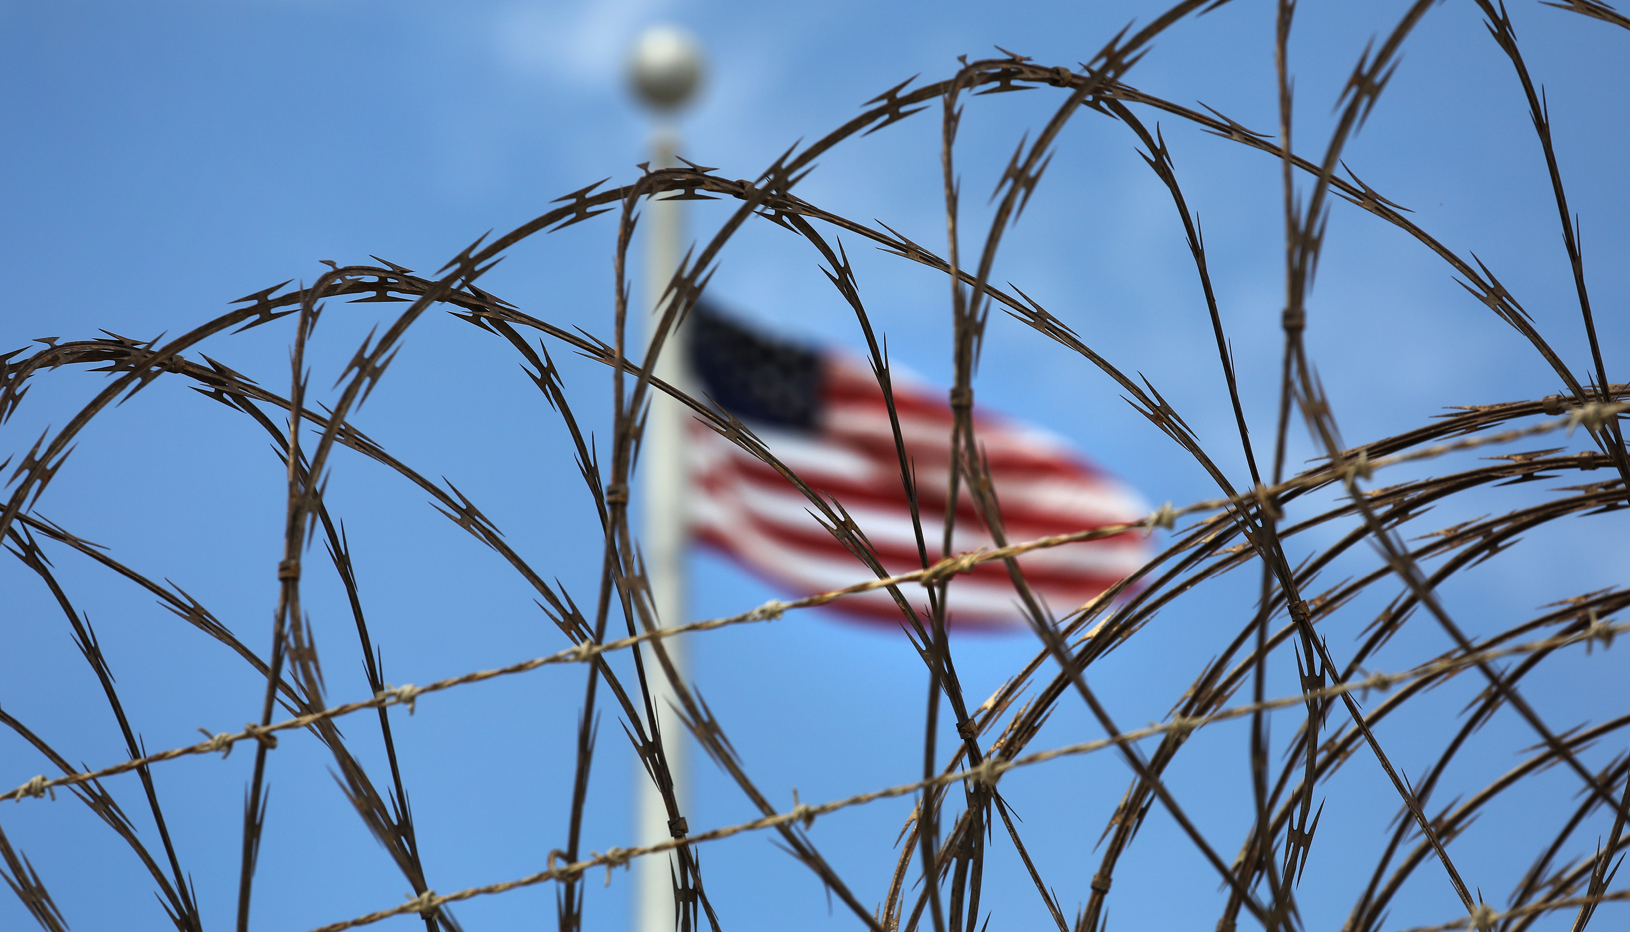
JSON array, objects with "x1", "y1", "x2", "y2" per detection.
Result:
[{"x1": 687, "y1": 305, "x2": 1149, "y2": 629}]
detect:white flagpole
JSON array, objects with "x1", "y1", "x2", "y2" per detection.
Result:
[{"x1": 628, "y1": 26, "x2": 703, "y2": 932}]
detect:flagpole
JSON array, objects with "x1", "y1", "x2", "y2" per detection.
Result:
[{"x1": 628, "y1": 25, "x2": 703, "y2": 932}]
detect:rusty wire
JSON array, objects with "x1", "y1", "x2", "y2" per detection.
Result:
[{"x1": 2, "y1": 2, "x2": 1628, "y2": 931}]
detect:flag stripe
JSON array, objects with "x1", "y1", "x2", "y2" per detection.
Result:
[
  {"x1": 693, "y1": 453, "x2": 1146, "y2": 577},
  {"x1": 692, "y1": 491, "x2": 1143, "y2": 596}
]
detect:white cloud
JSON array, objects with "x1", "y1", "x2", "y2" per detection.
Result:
[{"x1": 494, "y1": 0, "x2": 676, "y2": 85}]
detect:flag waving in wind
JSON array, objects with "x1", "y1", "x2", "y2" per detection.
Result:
[{"x1": 686, "y1": 304, "x2": 1150, "y2": 629}]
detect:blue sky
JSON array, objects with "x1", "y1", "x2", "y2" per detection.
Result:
[{"x1": 2, "y1": 1, "x2": 1627, "y2": 930}]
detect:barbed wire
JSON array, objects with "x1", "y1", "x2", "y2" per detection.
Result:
[
  {"x1": 285, "y1": 613, "x2": 1625, "y2": 932},
  {"x1": 3, "y1": 10, "x2": 1627, "y2": 925},
  {"x1": 4, "y1": 402, "x2": 1621, "y2": 806},
  {"x1": 1381, "y1": 887, "x2": 1630, "y2": 932}
]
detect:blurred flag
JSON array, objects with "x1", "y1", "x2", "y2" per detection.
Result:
[{"x1": 687, "y1": 304, "x2": 1149, "y2": 629}]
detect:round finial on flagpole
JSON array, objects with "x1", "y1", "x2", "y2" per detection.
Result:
[{"x1": 628, "y1": 25, "x2": 704, "y2": 112}]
